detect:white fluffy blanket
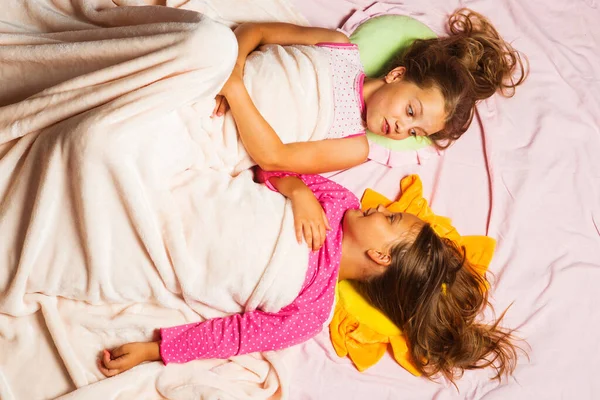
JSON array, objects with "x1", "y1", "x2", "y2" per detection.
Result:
[{"x1": 0, "y1": 1, "x2": 331, "y2": 399}]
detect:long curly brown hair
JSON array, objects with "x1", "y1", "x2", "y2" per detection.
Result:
[
  {"x1": 357, "y1": 223, "x2": 521, "y2": 383},
  {"x1": 390, "y1": 8, "x2": 528, "y2": 148}
]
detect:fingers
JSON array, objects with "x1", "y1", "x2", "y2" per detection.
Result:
[
  {"x1": 318, "y1": 223, "x2": 326, "y2": 250},
  {"x1": 211, "y1": 96, "x2": 229, "y2": 118},
  {"x1": 304, "y1": 223, "x2": 323, "y2": 251},
  {"x1": 217, "y1": 97, "x2": 229, "y2": 116},
  {"x1": 312, "y1": 223, "x2": 323, "y2": 251},
  {"x1": 109, "y1": 345, "x2": 127, "y2": 359},
  {"x1": 295, "y1": 214, "x2": 333, "y2": 251},
  {"x1": 99, "y1": 346, "x2": 140, "y2": 378},
  {"x1": 211, "y1": 96, "x2": 221, "y2": 117},
  {"x1": 99, "y1": 350, "x2": 124, "y2": 378},
  {"x1": 100, "y1": 345, "x2": 134, "y2": 372},
  {"x1": 295, "y1": 220, "x2": 303, "y2": 244},
  {"x1": 296, "y1": 221, "x2": 330, "y2": 251},
  {"x1": 103, "y1": 352, "x2": 129, "y2": 371},
  {"x1": 98, "y1": 359, "x2": 120, "y2": 377},
  {"x1": 102, "y1": 349, "x2": 112, "y2": 366},
  {"x1": 322, "y1": 211, "x2": 332, "y2": 231},
  {"x1": 303, "y1": 223, "x2": 313, "y2": 251}
]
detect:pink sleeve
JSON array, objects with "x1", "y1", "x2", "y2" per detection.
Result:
[{"x1": 159, "y1": 305, "x2": 326, "y2": 364}]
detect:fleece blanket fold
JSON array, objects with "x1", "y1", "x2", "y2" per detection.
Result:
[{"x1": 0, "y1": 1, "x2": 321, "y2": 399}]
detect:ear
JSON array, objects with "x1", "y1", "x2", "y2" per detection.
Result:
[
  {"x1": 366, "y1": 249, "x2": 392, "y2": 267},
  {"x1": 385, "y1": 66, "x2": 406, "y2": 84}
]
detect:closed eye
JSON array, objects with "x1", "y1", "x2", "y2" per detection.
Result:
[
  {"x1": 407, "y1": 105, "x2": 414, "y2": 117},
  {"x1": 389, "y1": 213, "x2": 403, "y2": 224}
]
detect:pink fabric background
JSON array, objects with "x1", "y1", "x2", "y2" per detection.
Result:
[{"x1": 288, "y1": 1, "x2": 600, "y2": 399}]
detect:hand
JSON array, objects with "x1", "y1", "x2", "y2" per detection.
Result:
[
  {"x1": 98, "y1": 341, "x2": 161, "y2": 377},
  {"x1": 290, "y1": 189, "x2": 332, "y2": 251},
  {"x1": 212, "y1": 63, "x2": 245, "y2": 118},
  {"x1": 212, "y1": 95, "x2": 229, "y2": 117}
]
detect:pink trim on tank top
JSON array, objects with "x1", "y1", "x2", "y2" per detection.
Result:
[
  {"x1": 357, "y1": 73, "x2": 366, "y2": 113},
  {"x1": 316, "y1": 42, "x2": 358, "y2": 48},
  {"x1": 345, "y1": 132, "x2": 366, "y2": 138}
]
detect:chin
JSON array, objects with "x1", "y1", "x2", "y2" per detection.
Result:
[
  {"x1": 342, "y1": 209, "x2": 360, "y2": 229},
  {"x1": 366, "y1": 121, "x2": 385, "y2": 137},
  {"x1": 364, "y1": 120, "x2": 379, "y2": 136}
]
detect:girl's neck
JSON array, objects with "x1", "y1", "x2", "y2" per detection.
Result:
[
  {"x1": 338, "y1": 234, "x2": 363, "y2": 281},
  {"x1": 362, "y1": 77, "x2": 385, "y2": 105}
]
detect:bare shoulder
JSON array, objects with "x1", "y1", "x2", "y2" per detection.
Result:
[{"x1": 329, "y1": 30, "x2": 351, "y2": 44}]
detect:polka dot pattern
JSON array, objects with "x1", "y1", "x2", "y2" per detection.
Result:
[
  {"x1": 316, "y1": 43, "x2": 366, "y2": 139},
  {"x1": 160, "y1": 172, "x2": 360, "y2": 364}
]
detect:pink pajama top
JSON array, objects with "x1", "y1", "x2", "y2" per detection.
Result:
[{"x1": 159, "y1": 171, "x2": 360, "y2": 364}]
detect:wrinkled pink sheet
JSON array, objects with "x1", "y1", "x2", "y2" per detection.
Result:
[{"x1": 289, "y1": 1, "x2": 600, "y2": 399}]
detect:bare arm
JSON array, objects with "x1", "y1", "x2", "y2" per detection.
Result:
[
  {"x1": 268, "y1": 175, "x2": 309, "y2": 199},
  {"x1": 214, "y1": 22, "x2": 349, "y2": 116},
  {"x1": 216, "y1": 22, "x2": 366, "y2": 173},
  {"x1": 234, "y1": 22, "x2": 349, "y2": 67},
  {"x1": 222, "y1": 77, "x2": 369, "y2": 174}
]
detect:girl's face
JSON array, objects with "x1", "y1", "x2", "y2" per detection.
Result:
[
  {"x1": 364, "y1": 67, "x2": 447, "y2": 140},
  {"x1": 343, "y1": 205, "x2": 424, "y2": 253}
]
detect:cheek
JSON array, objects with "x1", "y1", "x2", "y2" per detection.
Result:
[
  {"x1": 363, "y1": 219, "x2": 391, "y2": 244},
  {"x1": 366, "y1": 88, "x2": 390, "y2": 115},
  {"x1": 386, "y1": 89, "x2": 408, "y2": 115},
  {"x1": 365, "y1": 91, "x2": 390, "y2": 131},
  {"x1": 349, "y1": 219, "x2": 374, "y2": 246}
]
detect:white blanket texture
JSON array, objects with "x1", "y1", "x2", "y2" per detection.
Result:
[{"x1": 0, "y1": 1, "x2": 334, "y2": 399}]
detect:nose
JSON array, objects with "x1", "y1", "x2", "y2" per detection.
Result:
[
  {"x1": 376, "y1": 204, "x2": 388, "y2": 213},
  {"x1": 393, "y1": 120, "x2": 413, "y2": 140}
]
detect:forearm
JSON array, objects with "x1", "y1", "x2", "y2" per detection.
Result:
[
  {"x1": 224, "y1": 79, "x2": 286, "y2": 170},
  {"x1": 268, "y1": 176, "x2": 310, "y2": 199},
  {"x1": 235, "y1": 23, "x2": 348, "y2": 54},
  {"x1": 224, "y1": 80, "x2": 369, "y2": 173},
  {"x1": 145, "y1": 341, "x2": 162, "y2": 362}
]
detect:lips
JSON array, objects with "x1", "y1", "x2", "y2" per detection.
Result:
[{"x1": 382, "y1": 118, "x2": 389, "y2": 135}]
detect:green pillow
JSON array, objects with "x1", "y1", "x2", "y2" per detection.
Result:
[{"x1": 349, "y1": 15, "x2": 437, "y2": 153}]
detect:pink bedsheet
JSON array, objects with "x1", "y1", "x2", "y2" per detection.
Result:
[{"x1": 289, "y1": 1, "x2": 600, "y2": 399}]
